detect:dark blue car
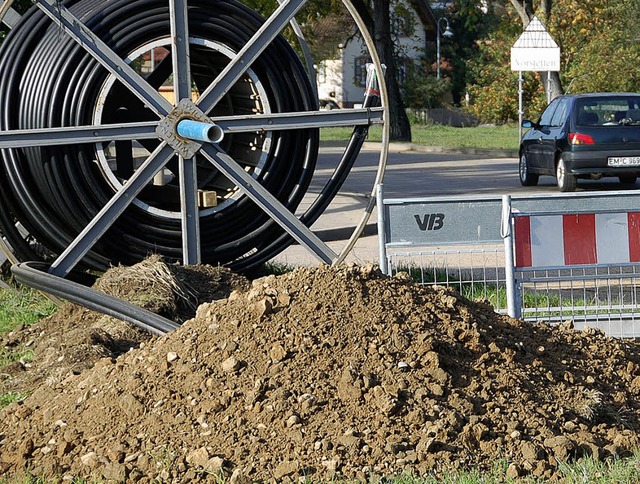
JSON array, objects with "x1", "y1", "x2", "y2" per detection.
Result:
[{"x1": 519, "y1": 93, "x2": 640, "y2": 191}]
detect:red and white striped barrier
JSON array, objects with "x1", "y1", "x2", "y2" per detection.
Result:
[{"x1": 514, "y1": 212, "x2": 640, "y2": 268}]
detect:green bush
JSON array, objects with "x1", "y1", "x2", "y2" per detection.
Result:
[{"x1": 402, "y1": 70, "x2": 452, "y2": 110}]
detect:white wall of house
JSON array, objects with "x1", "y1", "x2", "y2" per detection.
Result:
[
  {"x1": 317, "y1": 59, "x2": 345, "y2": 105},
  {"x1": 317, "y1": 1, "x2": 429, "y2": 108}
]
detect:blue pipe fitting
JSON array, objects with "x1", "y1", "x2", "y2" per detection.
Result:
[{"x1": 177, "y1": 119, "x2": 224, "y2": 144}]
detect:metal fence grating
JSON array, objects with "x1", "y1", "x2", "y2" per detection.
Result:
[{"x1": 386, "y1": 246, "x2": 508, "y2": 314}]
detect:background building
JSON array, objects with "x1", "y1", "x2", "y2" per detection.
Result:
[{"x1": 317, "y1": 0, "x2": 436, "y2": 108}]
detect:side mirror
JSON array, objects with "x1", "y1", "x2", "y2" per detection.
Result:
[{"x1": 522, "y1": 120, "x2": 535, "y2": 129}]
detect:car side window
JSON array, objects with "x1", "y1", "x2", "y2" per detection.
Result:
[
  {"x1": 550, "y1": 98, "x2": 569, "y2": 127},
  {"x1": 538, "y1": 99, "x2": 560, "y2": 127}
]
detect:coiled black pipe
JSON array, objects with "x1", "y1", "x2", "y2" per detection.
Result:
[{"x1": 0, "y1": 0, "x2": 371, "y2": 274}]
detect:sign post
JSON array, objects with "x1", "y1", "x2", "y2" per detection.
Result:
[{"x1": 510, "y1": 16, "x2": 560, "y2": 141}]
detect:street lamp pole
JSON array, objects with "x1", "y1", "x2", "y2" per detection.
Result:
[{"x1": 436, "y1": 17, "x2": 453, "y2": 80}]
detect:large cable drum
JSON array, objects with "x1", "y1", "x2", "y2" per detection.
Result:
[{"x1": 0, "y1": 0, "x2": 388, "y2": 276}]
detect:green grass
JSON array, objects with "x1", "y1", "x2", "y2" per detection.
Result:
[
  {"x1": 0, "y1": 345, "x2": 34, "y2": 367},
  {"x1": 397, "y1": 266, "x2": 508, "y2": 309},
  {"x1": 321, "y1": 124, "x2": 520, "y2": 151},
  {"x1": 398, "y1": 265, "x2": 640, "y2": 321},
  {"x1": 0, "y1": 391, "x2": 28, "y2": 409},
  {"x1": 0, "y1": 282, "x2": 57, "y2": 411},
  {"x1": 410, "y1": 124, "x2": 519, "y2": 151},
  {"x1": 408, "y1": 451, "x2": 640, "y2": 482},
  {"x1": 557, "y1": 451, "x2": 640, "y2": 483},
  {"x1": 0, "y1": 283, "x2": 57, "y2": 334},
  {"x1": 2, "y1": 453, "x2": 639, "y2": 483}
]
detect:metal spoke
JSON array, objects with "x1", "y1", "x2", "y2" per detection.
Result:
[
  {"x1": 0, "y1": 0, "x2": 15, "y2": 23},
  {"x1": 170, "y1": 0, "x2": 191, "y2": 102},
  {"x1": 200, "y1": 144, "x2": 337, "y2": 265},
  {"x1": 0, "y1": 0, "x2": 389, "y2": 278},
  {"x1": 49, "y1": 143, "x2": 176, "y2": 278},
  {"x1": 196, "y1": 0, "x2": 307, "y2": 115},
  {"x1": 170, "y1": 0, "x2": 200, "y2": 264},
  {"x1": 212, "y1": 107, "x2": 385, "y2": 134},
  {"x1": 0, "y1": 122, "x2": 159, "y2": 148},
  {"x1": 179, "y1": 157, "x2": 201, "y2": 264},
  {"x1": 0, "y1": 4, "x2": 20, "y2": 28},
  {"x1": 35, "y1": 0, "x2": 173, "y2": 117}
]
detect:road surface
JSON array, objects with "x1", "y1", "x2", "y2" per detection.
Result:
[{"x1": 274, "y1": 144, "x2": 640, "y2": 266}]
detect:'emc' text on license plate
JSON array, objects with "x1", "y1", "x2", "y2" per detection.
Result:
[{"x1": 608, "y1": 156, "x2": 640, "y2": 166}]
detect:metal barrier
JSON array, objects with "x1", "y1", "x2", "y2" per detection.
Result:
[
  {"x1": 385, "y1": 246, "x2": 508, "y2": 313},
  {"x1": 378, "y1": 185, "x2": 640, "y2": 337},
  {"x1": 511, "y1": 204, "x2": 640, "y2": 336},
  {"x1": 513, "y1": 264, "x2": 640, "y2": 336},
  {"x1": 377, "y1": 185, "x2": 511, "y2": 314}
]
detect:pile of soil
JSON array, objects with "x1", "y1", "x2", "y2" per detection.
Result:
[{"x1": 1, "y1": 260, "x2": 640, "y2": 482}]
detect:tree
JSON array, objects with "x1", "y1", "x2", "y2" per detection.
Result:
[
  {"x1": 248, "y1": 0, "x2": 413, "y2": 141},
  {"x1": 466, "y1": 0, "x2": 640, "y2": 124},
  {"x1": 465, "y1": 10, "x2": 546, "y2": 123},
  {"x1": 350, "y1": 0, "x2": 412, "y2": 142},
  {"x1": 555, "y1": 0, "x2": 640, "y2": 93},
  {"x1": 429, "y1": 0, "x2": 502, "y2": 107}
]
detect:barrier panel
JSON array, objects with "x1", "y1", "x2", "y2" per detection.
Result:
[
  {"x1": 377, "y1": 185, "x2": 511, "y2": 314},
  {"x1": 511, "y1": 204, "x2": 640, "y2": 336},
  {"x1": 384, "y1": 246, "x2": 509, "y2": 313},
  {"x1": 378, "y1": 185, "x2": 640, "y2": 337}
]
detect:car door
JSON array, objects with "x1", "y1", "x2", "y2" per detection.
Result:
[
  {"x1": 526, "y1": 98, "x2": 560, "y2": 171},
  {"x1": 539, "y1": 97, "x2": 570, "y2": 172}
]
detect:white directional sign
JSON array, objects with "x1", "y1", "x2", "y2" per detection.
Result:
[{"x1": 511, "y1": 16, "x2": 560, "y2": 72}]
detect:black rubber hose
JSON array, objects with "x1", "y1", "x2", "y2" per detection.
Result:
[
  {"x1": 11, "y1": 262, "x2": 179, "y2": 335},
  {"x1": 0, "y1": 0, "x2": 369, "y2": 274}
]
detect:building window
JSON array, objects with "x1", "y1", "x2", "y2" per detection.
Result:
[
  {"x1": 395, "y1": 57, "x2": 411, "y2": 85},
  {"x1": 354, "y1": 56, "x2": 371, "y2": 87}
]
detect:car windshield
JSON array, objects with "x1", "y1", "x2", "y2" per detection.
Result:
[{"x1": 575, "y1": 96, "x2": 640, "y2": 127}]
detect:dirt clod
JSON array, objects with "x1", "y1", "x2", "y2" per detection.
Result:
[{"x1": 1, "y1": 261, "x2": 640, "y2": 481}]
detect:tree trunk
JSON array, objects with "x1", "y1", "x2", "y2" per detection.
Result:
[
  {"x1": 509, "y1": 0, "x2": 563, "y2": 101},
  {"x1": 368, "y1": 0, "x2": 412, "y2": 142}
]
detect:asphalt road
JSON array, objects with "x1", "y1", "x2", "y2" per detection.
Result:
[
  {"x1": 274, "y1": 144, "x2": 640, "y2": 266},
  {"x1": 319, "y1": 145, "x2": 640, "y2": 198},
  {"x1": 2, "y1": 145, "x2": 637, "y2": 269}
]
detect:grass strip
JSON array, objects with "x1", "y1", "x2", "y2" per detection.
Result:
[{"x1": 321, "y1": 124, "x2": 520, "y2": 151}]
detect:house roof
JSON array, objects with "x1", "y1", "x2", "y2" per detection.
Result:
[{"x1": 409, "y1": 0, "x2": 438, "y2": 33}]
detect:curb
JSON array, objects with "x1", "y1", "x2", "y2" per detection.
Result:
[
  {"x1": 320, "y1": 140, "x2": 517, "y2": 158},
  {"x1": 365, "y1": 141, "x2": 518, "y2": 158}
]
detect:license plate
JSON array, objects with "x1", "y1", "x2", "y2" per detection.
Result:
[{"x1": 608, "y1": 156, "x2": 640, "y2": 166}]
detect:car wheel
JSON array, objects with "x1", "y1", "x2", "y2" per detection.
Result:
[
  {"x1": 556, "y1": 157, "x2": 576, "y2": 192},
  {"x1": 519, "y1": 153, "x2": 539, "y2": 186},
  {"x1": 619, "y1": 176, "x2": 638, "y2": 185}
]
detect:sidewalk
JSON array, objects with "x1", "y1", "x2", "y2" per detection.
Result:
[
  {"x1": 378, "y1": 141, "x2": 518, "y2": 159},
  {"x1": 271, "y1": 187, "x2": 380, "y2": 267}
]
